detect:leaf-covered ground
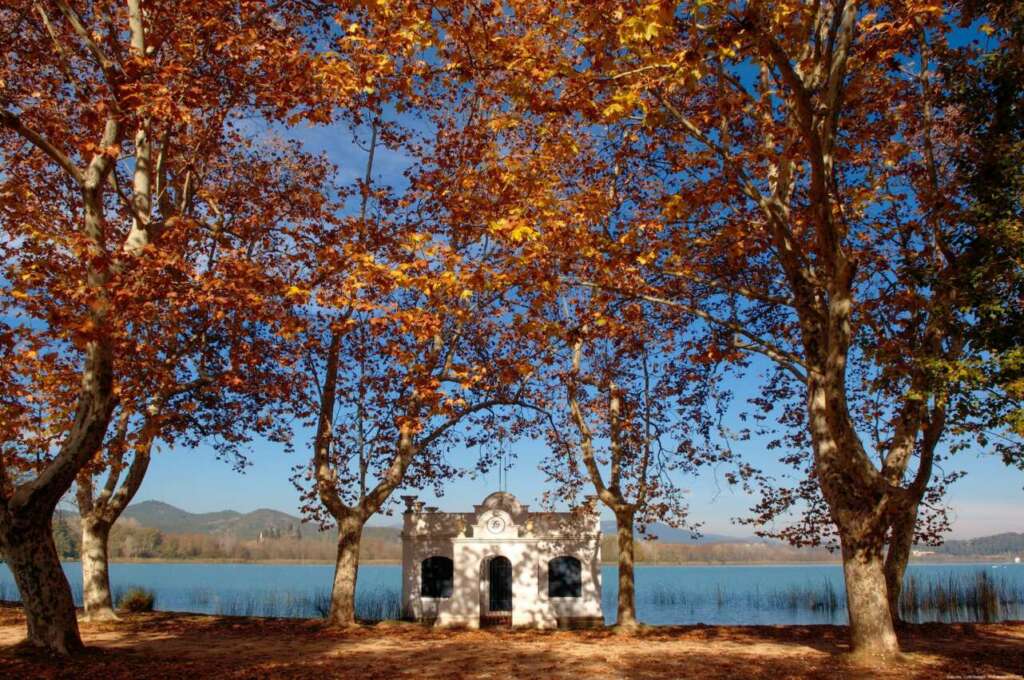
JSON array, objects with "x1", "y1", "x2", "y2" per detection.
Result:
[{"x1": 1, "y1": 603, "x2": 1021, "y2": 679}]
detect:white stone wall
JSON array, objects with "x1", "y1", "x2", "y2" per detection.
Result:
[{"x1": 401, "y1": 492, "x2": 603, "y2": 628}]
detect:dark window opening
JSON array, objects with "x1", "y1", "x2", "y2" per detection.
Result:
[
  {"x1": 421, "y1": 556, "x2": 453, "y2": 598},
  {"x1": 548, "y1": 556, "x2": 582, "y2": 598}
]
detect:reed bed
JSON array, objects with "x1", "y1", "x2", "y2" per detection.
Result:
[
  {"x1": 2, "y1": 567, "x2": 1020, "y2": 624},
  {"x1": 185, "y1": 586, "x2": 401, "y2": 621},
  {"x1": 644, "y1": 579, "x2": 842, "y2": 615},
  {"x1": 356, "y1": 587, "x2": 403, "y2": 620},
  {"x1": 638, "y1": 570, "x2": 1023, "y2": 623},
  {"x1": 899, "y1": 570, "x2": 1024, "y2": 623},
  {"x1": 112, "y1": 583, "x2": 152, "y2": 609}
]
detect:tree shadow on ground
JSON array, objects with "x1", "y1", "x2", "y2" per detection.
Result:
[{"x1": 0, "y1": 605, "x2": 1021, "y2": 679}]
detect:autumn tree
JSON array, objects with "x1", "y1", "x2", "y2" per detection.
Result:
[
  {"x1": 0, "y1": 0, "x2": 344, "y2": 653},
  {"x1": 536, "y1": 295, "x2": 710, "y2": 628},
  {"x1": 406, "y1": 0, "x2": 1024, "y2": 659},
  {"x1": 534, "y1": 0, "x2": 1023, "y2": 658},
  {"x1": 499, "y1": 129, "x2": 718, "y2": 629},
  {"x1": 283, "y1": 94, "x2": 547, "y2": 624},
  {"x1": 74, "y1": 141, "x2": 335, "y2": 620},
  {"x1": 717, "y1": 0, "x2": 1024, "y2": 624},
  {"x1": 940, "y1": 0, "x2": 1024, "y2": 471}
]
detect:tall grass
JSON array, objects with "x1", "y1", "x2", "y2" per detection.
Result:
[
  {"x1": 644, "y1": 579, "x2": 842, "y2": 615},
  {"x1": 117, "y1": 587, "x2": 156, "y2": 612},
  {"x1": 639, "y1": 570, "x2": 1023, "y2": 623},
  {"x1": 356, "y1": 587, "x2": 402, "y2": 621},
  {"x1": 185, "y1": 586, "x2": 400, "y2": 621},
  {"x1": 648, "y1": 583, "x2": 687, "y2": 606},
  {"x1": 112, "y1": 583, "x2": 150, "y2": 609},
  {"x1": 899, "y1": 571, "x2": 1024, "y2": 623}
]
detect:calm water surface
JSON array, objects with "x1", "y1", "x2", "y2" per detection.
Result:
[{"x1": 1, "y1": 561, "x2": 1022, "y2": 625}]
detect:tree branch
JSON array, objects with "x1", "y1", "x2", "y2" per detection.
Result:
[{"x1": 0, "y1": 108, "x2": 82, "y2": 182}]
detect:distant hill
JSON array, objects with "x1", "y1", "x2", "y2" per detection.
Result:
[
  {"x1": 123, "y1": 501, "x2": 243, "y2": 534},
  {"x1": 115, "y1": 503, "x2": 779, "y2": 545},
  {"x1": 118, "y1": 503, "x2": 752, "y2": 545},
  {"x1": 599, "y1": 520, "x2": 762, "y2": 545},
  {"x1": 932, "y1": 532, "x2": 1024, "y2": 557},
  {"x1": 106, "y1": 502, "x2": 1020, "y2": 556},
  {"x1": 49, "y1": 500, "x2": 1021, "y2": 564},
  {"x1": 120, "y1": 500, "x2": 400, "y2": 543},
  {"x1": 122, "y1": 501, "x2": 296, "y2": 540}
]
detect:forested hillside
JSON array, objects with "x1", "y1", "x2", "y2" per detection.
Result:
[
  {"x1": 46, "y1": 501, "x2": 1020, "y2": 565},
  {"x1": 51, "y1": 503, "x2": 402, "y2": 562},
  {"x1": 933, "y1": 533, "x2": 1024, "y2": 557}
]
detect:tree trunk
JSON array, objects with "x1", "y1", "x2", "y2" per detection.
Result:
[
  {"x1": 884, "y1": 506, "x2": 918, "y2": 625},
  {"x1": 327, "y1": 516, "x2": 364, "y2": 626},
  {"x1": 0, "y1": 514, "x2": 82, "y2": 655},
  {"x1": 841, "y1": 534, "x2": 900, "y2": 661},
  {"x1": 80, "y1": 518, "x2": 117, "y2": 620},
  {"x1": 76, "y1": 419, "x2": 155, "y2": 623},
  {"x1": 614, "y1": 509, "x2": 638, "y2": 629}
]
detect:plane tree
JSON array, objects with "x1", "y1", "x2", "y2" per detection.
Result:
[
  {"x1": 939, "y1": 0, "x2": 1024, "y2": 473},
  {"x1": 532, "y1": 291, "x2": 722, "y2": 629},
  {"x1": 491, "y1": 126, "x2": 724, "y2": 629},
  {"x1": 0, "y1": 0, "x2": 350, "y2": 653},
  {"x1": 74, "y1": 140, "x2": 336, "y2": 620},
  {"x1": 404, "y1": 0, "x2": 1023, "y2": 658},
  {"x1": 547, "y1": 0, "x2": 1022, "y2": 657},
  {"x1": 285, "y1": 85, "x2": 551, "y2": 625}
]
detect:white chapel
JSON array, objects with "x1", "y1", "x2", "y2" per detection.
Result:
[{"x1": 400, "y1": 491, "x2": 604, "y2": 628}]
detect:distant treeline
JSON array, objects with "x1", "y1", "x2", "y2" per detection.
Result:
[
  {"x1": 51, "y1": 514, "x2": 833, "y2": 564},
  {"x1": 48, "y1": 514, "x2": 1022, "y2": 565},
  {"x1": 52, "y1": 514, "x2": 402, "y2": 563},
  {"x1": 599, "y1": 536, "x2": 837, "y2": 564},
  {"x1": 932, "y1": 533, "x2": 1024, "y2": 557}
]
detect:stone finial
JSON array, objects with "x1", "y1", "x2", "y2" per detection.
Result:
[
  {"x1": 401, "y1": 495, "x2": 418, "y2": 513},
  {"x1": 413, "y1": 500, "x2": 425, "y2": 513},
  {"x1": 425, "y1": 506, "x2": 439, "y2": 513}
]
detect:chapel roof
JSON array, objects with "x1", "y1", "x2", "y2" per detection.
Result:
[{"x1": 478, "y1": 491, "x2": 525, "y2": 516}]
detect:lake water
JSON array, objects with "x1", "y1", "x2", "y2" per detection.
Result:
[{"x1": 1, "y1": 561, "x2": 1022, "y2": 625}]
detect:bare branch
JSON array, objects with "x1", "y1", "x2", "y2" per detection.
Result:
[
  {"x1": 54, "y1": 0, "x2": 122, "y2": 93},
  {"x1": 0, "y1": 109, "x2": 82, "y2": 182},
  {"x1": 571, "y1": 279, "x2": 809, "y2": 377}
]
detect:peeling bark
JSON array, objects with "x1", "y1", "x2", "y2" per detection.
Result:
[
  {"x1": 75, "y1": 418, "x2": 154, "y2": 623},
  {"x1": 0, "y1": 514, "x2": 83, "y2": 655},
  {"x1": 841, "y1": 536, "x2": 901, "y2": 661},
  {"x1": 806, "y1": 372, "x2": 902, "y2": 658},
  {"x1": 80, "y1": 518, "x2": 117, "y2": 620},
  {"x1": 0, "y1": 332, "x2": 115, "y2": 654},
  {"x1": 884, "y1": 407, "x2": 945, "y2": 625},
  {"x1": 328, "y1": 516, "x2": 364, "y2": 626},
  {"x1": 884, "y1": 505, "x2": 918, "y2": 624},
  {"x1": 614, "y1": 509, "x2": 638, "y2": 629}
]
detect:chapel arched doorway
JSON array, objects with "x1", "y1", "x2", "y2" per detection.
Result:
[{"x1": 488, "y1": 555, "x2": 513, "y2": 612}]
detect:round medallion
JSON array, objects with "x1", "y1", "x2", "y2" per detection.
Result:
[{"x1": 487, "y1": 516, "x2": 506, "y2": 534}]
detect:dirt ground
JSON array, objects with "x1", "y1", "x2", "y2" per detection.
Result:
[{"x1": 0, "y1": 604, "x2": 1022, "y2": 679}]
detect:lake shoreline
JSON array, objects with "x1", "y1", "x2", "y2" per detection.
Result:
[
  {"x1": 1, "y1": 604, "x2": 1021, "y2": 679},
  {"x1": 6, "y1": 560, "x2": 1022, "y2": 627},
  {"x1": 45, "y1": 556, "x2": 1021, "y2": 567}
]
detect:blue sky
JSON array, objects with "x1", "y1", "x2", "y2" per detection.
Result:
[
  {"x1": 131, "y1": 428, "x2": 1022, "y2": 539},
  {"x1": 132, "y1": 76, "x2": 1024, "y2": 543}
]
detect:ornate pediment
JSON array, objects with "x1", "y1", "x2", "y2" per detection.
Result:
[{"x1": 473, "y1": 508, "x2": 518, "y2": 538}]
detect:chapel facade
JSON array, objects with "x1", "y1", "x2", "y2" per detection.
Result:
[{"x1": 400, "y1": 491, "x2": 604, "y2": 628}]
